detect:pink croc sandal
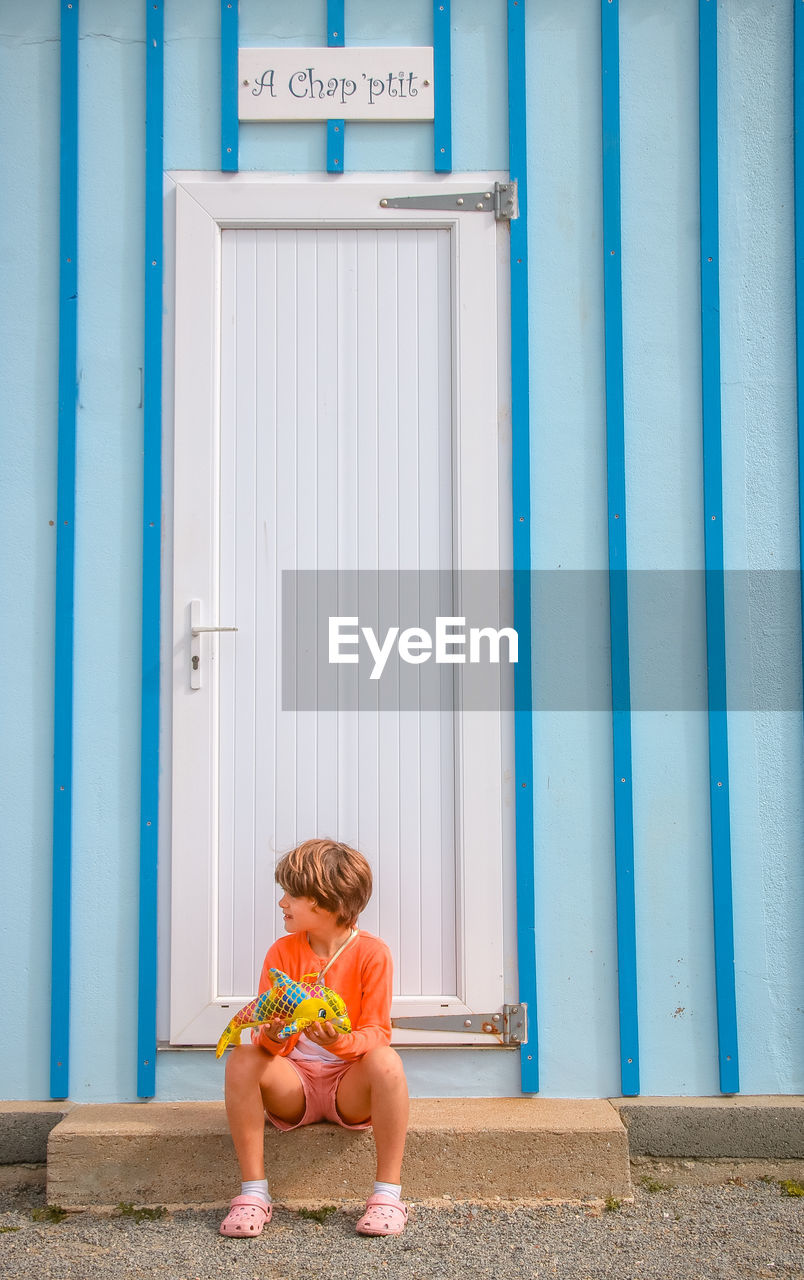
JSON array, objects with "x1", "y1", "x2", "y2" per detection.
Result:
[
  {"x1": 219, "y1": 1195, "x2": 272, "y2": 1237},
  {"x1": 355, "y1": 1192, "x2": 408, "y2": 1236}
]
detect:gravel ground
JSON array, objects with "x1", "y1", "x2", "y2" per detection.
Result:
[{"x1": 0, "y1": 1172, "x2": 802, "y2": 1280}]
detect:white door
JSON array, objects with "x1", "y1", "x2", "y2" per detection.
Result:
[{"x1": 169, "y1": 175, "x2": 509, "y2": 1046}]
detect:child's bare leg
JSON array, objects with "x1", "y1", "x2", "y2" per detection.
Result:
[
  {"x1": 225, "y1": 1044, "x2": 305, "y2": 1180},
  {"x1": 335, "y1": 1047, "x2": 409, "y2": 1183}
]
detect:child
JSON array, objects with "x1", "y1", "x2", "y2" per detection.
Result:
[{"x1": 220, "y1": 838, "x2": 410, "y2": 1238}]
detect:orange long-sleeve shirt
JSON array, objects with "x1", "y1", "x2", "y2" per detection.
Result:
[{"x1": 253, "y1": 929, "x2": 393, "y2": 1062}]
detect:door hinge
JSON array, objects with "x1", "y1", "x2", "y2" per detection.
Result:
[
  {"x1": 379, "y1": 180, "x2": 518, "y2": 221},
  {"x1": 391, "y1": 1003, "x2": 527, "y2": 1046}
]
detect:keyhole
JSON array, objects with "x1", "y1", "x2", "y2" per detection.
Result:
[{"x1": 192, "y1": 655, "x2": 200, "y2": 670}]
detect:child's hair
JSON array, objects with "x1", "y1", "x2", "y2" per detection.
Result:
[{"x1": 275, "y1": 838, "x2": 373, "y2": 927}]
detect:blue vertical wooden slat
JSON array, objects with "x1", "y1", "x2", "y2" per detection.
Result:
[
  {"x1": 138, "y1": 0, "x2": 164, "y2": 1101},
  {"x1": 699, "y1": 0, "x2": 740, "y2": 1094},
  {"x1": 601, "y1": 0, "x2": 640, "y2": 1097},
  {"x1": 327, "y1": 0, "x2": 345, "y2": 173},
  {"x1": 50, "y1": 0, "x2": 79, "y2": 1102},
  {"x1": 221, "y1": 0, "x2": 238, "y2": 171},
  {"x1": 507, "y1": 0, "x2": 538, "y2": 1094},
  {"x1": 434, "y1": 0, "x2": 452, "y2": 172},
  {"x1": 796, "y1": 0, "x2": 804, "y2": 696}
]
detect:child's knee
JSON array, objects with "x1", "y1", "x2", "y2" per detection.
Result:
[
  {"x1": 225, "y1": 1042, "x2": 268, "y2": 1085},
  {"x1": 363, "y1": 1046, "x2": 407, "y2": 1085}
]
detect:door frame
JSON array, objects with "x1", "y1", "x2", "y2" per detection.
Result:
[{"x1": 163, "y1": 172, "x2": 516, "y2": 1046}]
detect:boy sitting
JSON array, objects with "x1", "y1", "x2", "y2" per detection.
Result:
[{"x1": 220, "y1": 838, "x2": 410, "y2": 1238}]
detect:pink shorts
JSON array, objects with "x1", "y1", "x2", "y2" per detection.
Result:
[{"x1": 265, "y1": 1052, "x2": 372, "y2": 1132}]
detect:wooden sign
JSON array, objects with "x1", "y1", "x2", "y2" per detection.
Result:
[{"x1": 238, "y1": 47, "x2": 435, "y2": 122}]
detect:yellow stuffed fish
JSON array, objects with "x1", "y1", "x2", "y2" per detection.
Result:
[{"x1": 216, "y1": 967, "x2": 351, "y2": 1058}]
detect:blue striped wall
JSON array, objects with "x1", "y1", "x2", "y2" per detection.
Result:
[{"x1": 1, "y1": 0, "x2": 802, "y2": 1102}]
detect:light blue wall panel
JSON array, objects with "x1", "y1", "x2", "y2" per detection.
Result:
[
  {"x1": 449, "y1": 0, "x2": 507, "y2": 172},
  {"x1": 525, "y1": 0, "x2": 623, "y2": 1098},
  {"x1": 164, "y1": 0, "x2": 221, "y2": 171},
  {"x1": 717, "y1": 0, "x2": 804, "y2": 1092},
  {"x1": 67, "y1": 0, "x2": 147, "y2": 1101},
  {"x1": 0, "y1": 0, "x2": 61, "y2": 1101},
  {"x1": 619, "y1": 0, "x2": 719, "y2": 1095}
]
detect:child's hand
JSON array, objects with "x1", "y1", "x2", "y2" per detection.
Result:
[
  {"x1": 262, "y1": 1017, "x2": 286, "y2": 1044},
  {"x1": 302, "y1": 1021, "x2": 339, "y2": 1046}
]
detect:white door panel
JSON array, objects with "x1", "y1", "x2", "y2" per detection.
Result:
[{"x1": 170, "y1": 176, "x2": 507, "y2": 1046}]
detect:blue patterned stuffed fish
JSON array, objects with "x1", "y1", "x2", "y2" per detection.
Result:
[{"x1": 216, "y1": 967, "x2": 351, "y2": 1058}]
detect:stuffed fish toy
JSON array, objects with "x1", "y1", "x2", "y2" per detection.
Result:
[{"x1": 216, "y1": 967, "x2": 351, "y2": 1058}]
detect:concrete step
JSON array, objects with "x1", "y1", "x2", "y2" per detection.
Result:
[
  {"x1": 613, "y1": 1095, "x2": 804, "y2": 1159},
  {"x1": 46, "y1": 1099, "x2": 631, "y2": 1208},
  {"x1": 0, "y1": 1102, "x2": 70, "y2": 1164}
]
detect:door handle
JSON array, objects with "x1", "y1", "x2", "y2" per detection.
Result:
[{"x1": 190, "y1": 600, "x2": 238, "y2": 689}]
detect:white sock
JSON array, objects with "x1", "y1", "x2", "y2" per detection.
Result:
[
  {"x1": 373, "y1": 1181, "x2": 402, "y2": 1200},
  {"x1": 241, "y1": 1178, "x2": 271, "y2": 1205}
]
